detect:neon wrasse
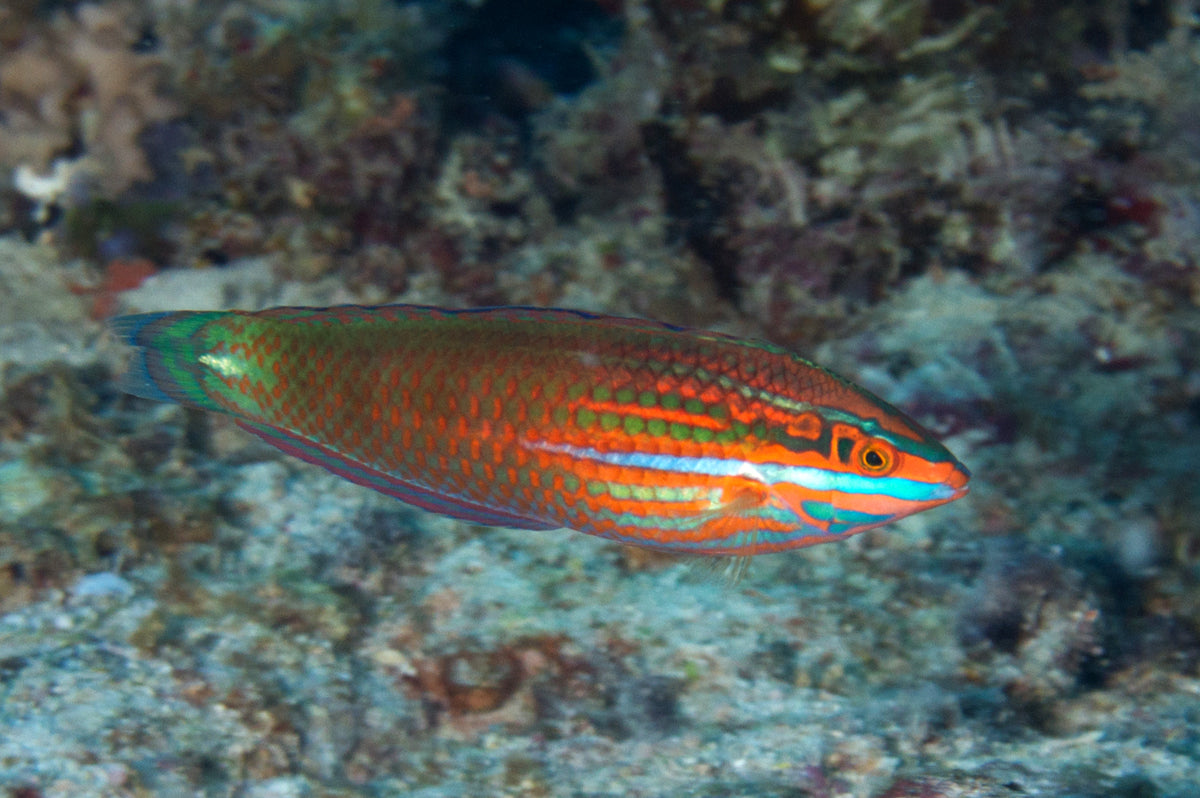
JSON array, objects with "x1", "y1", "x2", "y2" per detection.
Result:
[{"x1": 111, "y1": 305, "x2": 969, "y2": 557}]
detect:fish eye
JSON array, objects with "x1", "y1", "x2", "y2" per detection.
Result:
[{"x1": 855, "y1": 439, "x2": 897, "y2": 476}]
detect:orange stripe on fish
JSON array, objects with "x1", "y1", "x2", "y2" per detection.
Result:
[{"x1": 109, "y1": 305, "x2": 969, "y2": 556}]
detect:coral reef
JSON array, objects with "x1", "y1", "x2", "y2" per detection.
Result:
[
  {"x1": 0, "y1": 2, "x2": 178, "y2": 199},
  {"x1": 958, "y1": 544, "x2": 1105, "y2": 733},
  {"x1": 1, "y1": 0, "x2": 1199, "y2": 796}
]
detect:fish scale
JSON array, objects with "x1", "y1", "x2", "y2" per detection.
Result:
[{"x1": 111, "y1": 304, "x2": 970, "y2": 556}]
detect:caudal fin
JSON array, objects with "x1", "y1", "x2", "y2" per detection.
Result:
[{"x1": 108, "y1": 311, "x2": 226, "y2": 411}]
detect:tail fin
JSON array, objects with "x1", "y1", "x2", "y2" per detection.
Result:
[{"x1": 108, "y1": 311, "x2": 227, "y2": 411}]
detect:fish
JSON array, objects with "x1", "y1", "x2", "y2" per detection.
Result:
[{"x1": 109, "y1": 304, "x2": 969, "y2": 557}]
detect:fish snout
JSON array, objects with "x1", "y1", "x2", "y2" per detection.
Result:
[{"x1": 944, "y1": 461, "x2": 971, "y2": 500}]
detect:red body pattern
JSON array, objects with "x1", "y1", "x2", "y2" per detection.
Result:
[{"x1": 111, "y1": 304, "x2": 970, "y2": 556}]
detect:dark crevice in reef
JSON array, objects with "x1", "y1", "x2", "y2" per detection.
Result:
[
  {"x1": 641, "y1": 121, "x2": 742, "y2": 307},
  {"x1": 438, "y1": 0, "x2": 623, "y2": 129}
]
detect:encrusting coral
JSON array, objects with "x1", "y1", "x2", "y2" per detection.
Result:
[{"x1": 0, "y1": 2, "x2": 178, "y2": 201}]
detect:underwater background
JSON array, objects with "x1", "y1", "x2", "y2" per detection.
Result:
[{"x1": 1, "y1": 1, "x2": 1198, "y2": 795}]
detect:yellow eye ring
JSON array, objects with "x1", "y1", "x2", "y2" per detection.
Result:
[{"x1": 855, "y1": 439, "x2": 897, "y2": 476}]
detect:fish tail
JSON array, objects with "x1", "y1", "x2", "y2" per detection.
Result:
[{"x1": 108, "y1": 311, "x2": 228, "y2": 411}]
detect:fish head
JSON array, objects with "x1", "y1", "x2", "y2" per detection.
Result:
[
  {"x1": 819, "y1": 420, "x2": 970, "y2": 535},
  {"x1": 761, "y1": 385, "x2": 970, "y2": 545}
]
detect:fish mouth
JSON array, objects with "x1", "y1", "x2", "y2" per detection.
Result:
[{"x1": 944, "y1": 462, "x2": 971, "y2": 500}]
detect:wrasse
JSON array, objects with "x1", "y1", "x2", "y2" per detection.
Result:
[{"x1": 110, "y1": 305, "x2": 969, "y2": 557}]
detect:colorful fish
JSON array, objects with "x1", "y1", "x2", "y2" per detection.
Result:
[{"x1": 110, "y1": 305, "x2": 969, "y2": 557}]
